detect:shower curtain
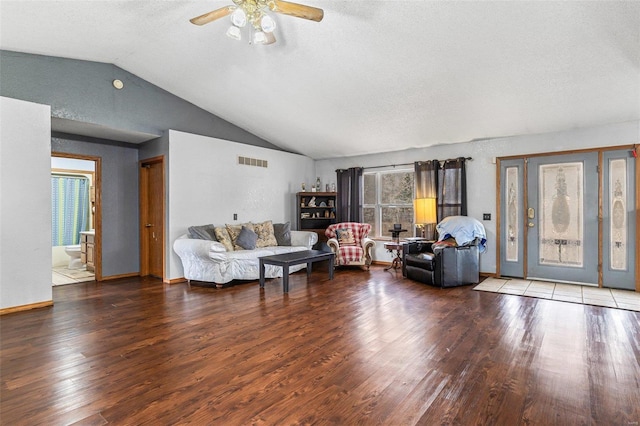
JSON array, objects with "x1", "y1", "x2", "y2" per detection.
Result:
[{"x1": 51, "y1": 175, "x2": 90, "y2": 246}]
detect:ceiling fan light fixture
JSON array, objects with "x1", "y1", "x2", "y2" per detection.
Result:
[
  {"x1": 260, "y1": 14, "x2": 276, "y2": 33},
  {"x1": 230, "y1": 8, "x2": 247, "y2": 27},
  {"x1": 264, "y1": 31, "x2": 276, "y2": 45},
  {"x1": 226, "y1": 25, "x2": 242, "y2": 40},
  {"x1": 190, "y1": 0, "x2": 324, "y2": 46},
  {"x1": 253, "y1": 30, "x2": 268, "y2": 44}
]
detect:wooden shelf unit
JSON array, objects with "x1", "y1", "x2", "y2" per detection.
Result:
[{"x1": 297, "y1": 192, "x2": 337, "y2": 243}]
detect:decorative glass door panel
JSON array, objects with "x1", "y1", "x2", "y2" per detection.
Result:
[
  {"x1": 500, "y1": 159, "x2": 524, "y2": 278},
  {"x1": 609, "y1": 159, "x2": 627, "y2": 271},
  {"x1": 506, "y1": 167, "x2": 520, "y2": 262},
  {"x1": 602, "y1": 150, "x2": 636, "y2": 290},
  {"x1": 538, "y1": 162, "x2": 584, "y2": 268},
  {"x1": 526, "y1": 153, "x2": 598, "y2": 284}
]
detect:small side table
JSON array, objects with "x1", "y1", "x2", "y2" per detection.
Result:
[
  {"x1": 383, "y1": 241, "x2": 404, "y2": 271},
  {"x1": 388, "y1": 228, "x2": 407, "y2": 243}
]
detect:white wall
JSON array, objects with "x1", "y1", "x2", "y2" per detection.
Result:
[
  {"x1": 51, "y1": 157, "x2": 95, "y2": 171},
  {"x1": 315, "y1": 120, "x2": 640, "y2": 274},
  {"x1": 0, "y1": 97, "x2": 53, "y2": 309},
  {"x1": 167, "y1": 130, "x2": 316, "y2": 280}
]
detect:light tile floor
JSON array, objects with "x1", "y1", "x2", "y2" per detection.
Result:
[
  {"x1": 52, "y1": 266, "x2": 95, "y2": 286},
  {"x1": 474, "y1": 277, "x2": 640, "y2": 312}
]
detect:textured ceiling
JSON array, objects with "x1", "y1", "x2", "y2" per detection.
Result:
[{"x1": 1, "y1": 1, "x2": 639, "y2": 159}]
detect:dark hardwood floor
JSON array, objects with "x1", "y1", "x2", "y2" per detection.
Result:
[{"x1": 1, "y1": 266, "x2": 639, "y2": 425}]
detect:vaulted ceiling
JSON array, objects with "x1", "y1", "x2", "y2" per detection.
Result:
[{"x1": 1, "y1": 1, "x2": 639, "y2": 159}]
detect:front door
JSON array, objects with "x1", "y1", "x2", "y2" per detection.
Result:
[
  {"x1": 140, "y1": 157, "x2": 164, "y2": 279},
  {"x1": 500, "y1": 149, "x2": 637, "y2": 288},
  {"x1": 526, "y1": 153, "x2": 599, "y2": 285}
]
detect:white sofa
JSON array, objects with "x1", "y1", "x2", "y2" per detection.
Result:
[{"x1": 173, "y1": 230, "x2": 318, "y2": 286}]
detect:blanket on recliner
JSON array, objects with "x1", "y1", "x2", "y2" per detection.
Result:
[{"x1": 435, "y1": 215, "x2": 487, "y2": 253}]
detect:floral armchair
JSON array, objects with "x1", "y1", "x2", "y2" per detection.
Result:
[{"x1": 325, "y1": 222, "x2": 375, "y2": 270}]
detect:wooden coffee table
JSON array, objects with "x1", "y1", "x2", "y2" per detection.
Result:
[{"x1": 259, "y1": 250, "x2": 335, "y2": 293}]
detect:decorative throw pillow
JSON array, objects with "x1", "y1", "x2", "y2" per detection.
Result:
[
  {"x1": 273, "y1": 222, "x2": 291, "y2": 246},
  {"x1": 236, "y1": 226, "x2": 258, "y2": 250},
  {"x1": 226, "y1": 223, "x2": 254, "y2": 251},
  {"x1": 214, "y1": 226, "x2": 234, "y2": 251},
  {"x1": 188, "y1": 224, "x2": 217, "y2": 241},
  {"x1": 252, "y1": 220, "x2": 278, "y2": 248},
  {"x1": 336, "y1": 228, "x2": 356, "y2": 246}
]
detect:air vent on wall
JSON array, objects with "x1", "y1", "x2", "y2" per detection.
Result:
[{"x1": 238, "y1": 156, "x2": 268, "y2": 168}]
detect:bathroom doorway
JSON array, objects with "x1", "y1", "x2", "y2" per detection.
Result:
[{"x1": 51, "y1": 153, "x2": 101, "y2": 284}]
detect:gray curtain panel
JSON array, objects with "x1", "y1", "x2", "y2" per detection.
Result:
[
  {"x1": 336, "y1": 167, "x2": 363, "y2": 222},
  {"x1": 415, "y1": 157, "x2": 468, "y2": 233},
  {"x1": 414, "y1": 160, "x2": 439, "y2": 239},
  {"x1": 414, "y1": 160, "x2": 439, "y2": 200},
  {"x1": 437, "y1": 157, "x2": 467, "y2": 218}
]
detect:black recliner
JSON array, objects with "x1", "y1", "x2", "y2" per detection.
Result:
[{"x1": 402, "y1": 241, "x2": 479, "y2": 287}]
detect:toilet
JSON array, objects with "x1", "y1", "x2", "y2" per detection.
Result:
[{"x1": 64, "y1": 245, "x2": 83, "y2": 269}]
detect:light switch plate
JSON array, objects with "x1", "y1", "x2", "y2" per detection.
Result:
[{"x1": 483, "y1": 213, "x2": 491, "y2": 220}]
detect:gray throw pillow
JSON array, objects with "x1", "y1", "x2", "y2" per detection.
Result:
[
  {"x1": 236, "y1": 226, "x2": 258, "y2": 250},
  {"x1": 188, "y1": 224, "x2": 217, "y2": 241},
  {"x1": 273, "y1": 222, "x2": 291, "y2": 246}
]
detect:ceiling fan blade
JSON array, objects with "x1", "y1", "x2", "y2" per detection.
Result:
[
  {"x1": 269, "y1": 0, "x2": 324, "y2": 22},
  {"x1": 190, "y1": 6, "x2": 235, "y2": 26}
]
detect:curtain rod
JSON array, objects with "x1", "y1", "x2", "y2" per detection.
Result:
[{"x1": 362, "y1": 157, "x2": 472, "y2": 171}]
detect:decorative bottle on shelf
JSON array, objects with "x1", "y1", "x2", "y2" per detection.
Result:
[{"x1": 316, "y1": 177, "x2": 321, "y2": 191}]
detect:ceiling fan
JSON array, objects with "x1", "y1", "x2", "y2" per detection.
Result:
[{"x1": 190, "y1": 0, "x2": 324, "y2": 45}]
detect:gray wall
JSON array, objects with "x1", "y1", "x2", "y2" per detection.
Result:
[
  {"x1": 52, "y1": 135, "x2": 140, "y2": 277},
  {"x1": 0, "y1": 50, "x2": 280, "y2": 149},
  {"x1": 0, "y1": 50, "x2": 292, "y2": 282}
]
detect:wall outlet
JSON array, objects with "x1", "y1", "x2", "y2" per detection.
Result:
[
  {"x1": 483, "y1": 213, "x2": 491, "y2": 220},
  {"x1": 233, "y1": 213, "x2": 237, "y2": 220}
]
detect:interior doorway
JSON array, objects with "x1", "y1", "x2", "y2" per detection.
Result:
[
  {"x1": 498, "y1": 147, "x2": 637, "y2": 290},
  {"x1": 51, "y1": 152, "x2": 102, "y2": 283},
  {"x1": 139, "y1": 156, "x2": 165, "y2": 280}
]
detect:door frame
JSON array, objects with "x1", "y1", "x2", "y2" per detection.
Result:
[
  {"x1": 496, "y1": 145, "x2": 639, "y2": 291},
  {"x1": 51, "y1": 152, "x2": 102, "y2": 281},
  {"x1": 139, "y1": 155, "x2": 165, "y2": 280}
]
